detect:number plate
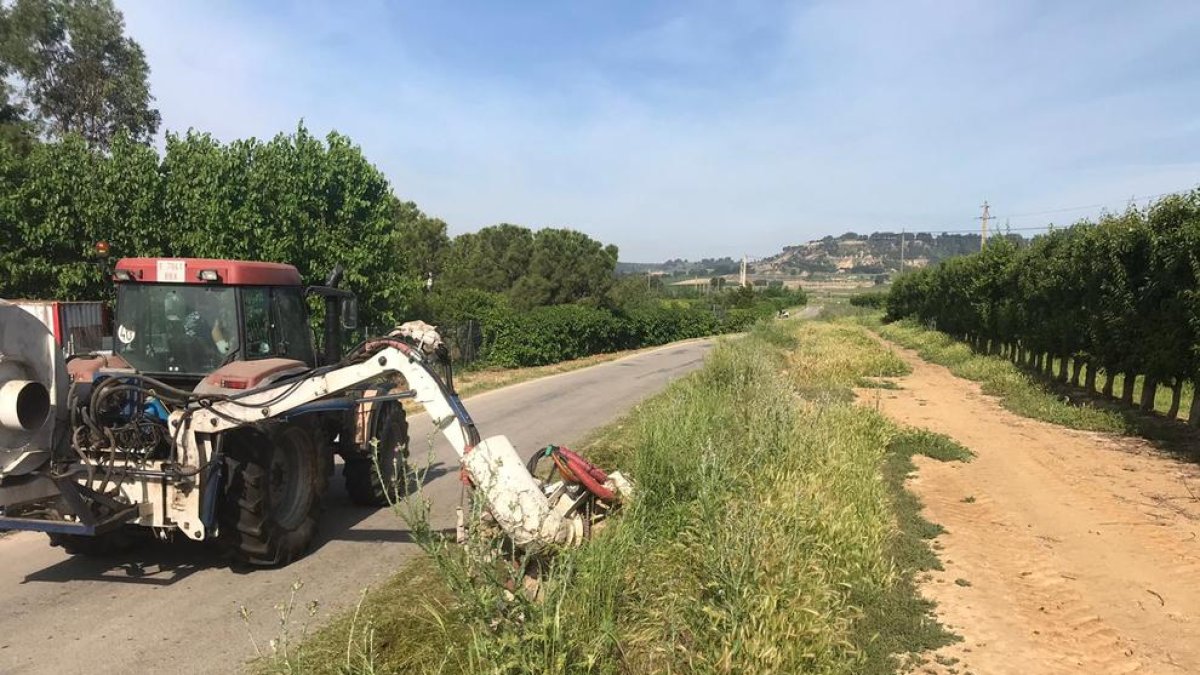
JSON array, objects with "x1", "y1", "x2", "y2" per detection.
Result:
[{"x1": 157, "y1": 259, "x2": 186, "y2": 283}]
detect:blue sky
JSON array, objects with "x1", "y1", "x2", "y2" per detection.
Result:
[{"x1": 118, "y1": 1, "x2": 1200, "y2": 261}]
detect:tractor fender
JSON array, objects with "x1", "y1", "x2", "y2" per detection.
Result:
[{"x1": 193, "y1": 358, "x2": 310, "y2": 397}]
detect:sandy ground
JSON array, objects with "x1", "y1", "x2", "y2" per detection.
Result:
[{"x1": 858, "y1": 339, "x2": 1200, "y2": 674}]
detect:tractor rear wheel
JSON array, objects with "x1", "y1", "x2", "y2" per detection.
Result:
[
  {"x1": 344, "y1": 402, "x2": 410, "y2": 507},
  {"x1": 218, "y1": 422, "x2": 327, "y2": 566}
]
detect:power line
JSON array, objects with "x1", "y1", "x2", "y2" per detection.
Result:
[
  {"x1": 847, "y1": 189, "x2": 1191, "y2": 241},
  {"x1": 994, "y1": 189, "x2": 1185, "y2": 220}
]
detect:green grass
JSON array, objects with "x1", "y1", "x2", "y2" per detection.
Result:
[
  {"x1": 261, "y1": 320, "x2": 964, "y2": 673},
  {"x1": 877, "y1": 320, "x2": 1126, "y2": 434},
  {"x1": 787, "y1": 321, "x2": 909, "y2": 402}
]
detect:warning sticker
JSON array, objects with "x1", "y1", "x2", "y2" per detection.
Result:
[
  {"x1": 156, "y1": 259, "x2": 186, "y2": 283},
  {"x1": 117, "y1": 324, "x2": 136, "y2": 345}
]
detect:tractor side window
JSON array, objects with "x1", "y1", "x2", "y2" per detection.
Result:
[
  {"x1": 241, "y1": 288, "x2": 274, "y2": 357},
  {"x1": 240, "y1": 287, "x2": 315, "y2": 364},
  {"x1": 272, "y1": 288, "x2": 315, "y2": 363}
]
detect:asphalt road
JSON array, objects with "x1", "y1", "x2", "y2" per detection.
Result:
[{"x1": 0, "y1": 338, "x2": 716, "y2": 674}]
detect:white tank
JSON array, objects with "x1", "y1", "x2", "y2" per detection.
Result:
[{"x1": 0, "y1": 299, "x2": 67, "y2": 476}]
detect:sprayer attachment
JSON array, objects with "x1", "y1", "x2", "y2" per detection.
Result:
[{"x1": 0, "y1": 300, "x2": 66, "y2": 477}]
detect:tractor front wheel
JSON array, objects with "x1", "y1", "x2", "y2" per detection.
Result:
[
  {"x1": 218, "y1": 423, "x2": 327, "y2": 566},
  {"x1": 344, "y1": 402, "x2": 410, "y2": 507}
]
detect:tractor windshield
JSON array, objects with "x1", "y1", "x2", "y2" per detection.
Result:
[{"x1": 115, "y1": 284, "x2": 240, "y2": 375}]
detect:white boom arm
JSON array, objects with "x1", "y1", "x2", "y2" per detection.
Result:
[{"x1": 170, "y1": 333, "x2": 578, "y2": 550}]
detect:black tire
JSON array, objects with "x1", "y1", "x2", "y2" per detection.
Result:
[
  {"x1": 218, "y1": 422, "x2": 327, "y2": 566},
  {"x1": 344, "y1": 402, "x2": 410, "y2": 507}
]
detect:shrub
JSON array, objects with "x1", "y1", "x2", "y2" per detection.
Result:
[{"x1": 850, "y1": 291, "x2": 888, "y2": 309}]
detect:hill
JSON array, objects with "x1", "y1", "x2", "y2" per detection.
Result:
[
  {"x1": 756, "y1": 231, "x2": 1019, "y2": 275},
  {"x1": 622, "y1": 232, "x2": 1024, "y2": 278}
]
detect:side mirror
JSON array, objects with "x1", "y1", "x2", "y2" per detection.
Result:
[{"x1": 340, "y1": 297, "x2": 358, "y2": 330}]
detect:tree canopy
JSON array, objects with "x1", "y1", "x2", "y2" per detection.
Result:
[{"x1": 0, "y1": 0, "x2": 159, "y2": 148}]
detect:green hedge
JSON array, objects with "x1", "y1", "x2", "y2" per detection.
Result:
[
  {"x1": 884, "y1": 187, "x2": 1200, "y2": 422},
  {"x1": 425, "y1": 286, "x2": 801, "y2": 368},
  {"x1": 479, "y1": 302, "x2": 763, "y2": 368}
]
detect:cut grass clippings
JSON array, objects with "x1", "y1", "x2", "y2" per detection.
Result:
[
  {"x1": 261, "y1": 319, "x2": 963, "y2": 674},
  {"x1": 877, "y1": 320, "x2": 1126, "y2": 434},
  {"x1": 854, "y1": 428, "x2": 972, "y2": 671}
]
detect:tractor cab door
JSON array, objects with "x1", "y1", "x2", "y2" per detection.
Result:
[{"x1": 240, "y1": 286, "x2": 317, "y2": 367}]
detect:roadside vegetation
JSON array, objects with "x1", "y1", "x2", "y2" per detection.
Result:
[{"x1": 260, "y1": 318, "x2": 967, "y2": 674}]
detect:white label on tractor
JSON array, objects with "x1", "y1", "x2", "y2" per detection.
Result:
[
  {"x1": 117, "y1": 324, "x2": 136, "y2": 344},
  {"x1": 157, "y1": 259, "x2": 186, "y2": 283}
]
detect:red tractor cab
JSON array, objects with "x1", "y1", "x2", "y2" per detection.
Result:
[{"x1": 103, "y1": 258, "x2": 356, "y2": 391}]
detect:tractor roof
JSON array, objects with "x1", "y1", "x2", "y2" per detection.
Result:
[{"x1": 115, "y1": 258, "x2": 303, "y2": 286}]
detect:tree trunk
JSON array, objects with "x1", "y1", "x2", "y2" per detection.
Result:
[
  {"x1": 1139, "y1": 377, "x2": 1158, "y2": 412},
  {"x1": 1070, "y1": 359, "x2": 1083, "y2": 386},
  {"x1": 1189, "y1": 383, "x2": 1200, "y2": 426},
  {"x1": 1167, "y1": 380, "x2": 1183, "y2": 420},
  {"x1": 1016, "y1": 345, "x2": 1025, "y2": 365},
  {"x1": 1120, "y1": 372, "x2": 1137, "y2": 407},
  {"x1": 1084, "y1": 362, "x2": 1097, "y2": 392},
  {"x1": 1057, "y1": 356, "x2": 1069, "y2": 382},
  {"x1": 1043, "y1": 354, "x2": 1055, "y2": 377},
  {"x1": 1102, "y1": 371, "x2": 1115, "y2": 397},
  {"x1": 1032, "y1": 353, "x2": 1041, "y2": 371}
]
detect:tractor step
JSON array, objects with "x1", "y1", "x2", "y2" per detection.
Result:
[{"x1": 0, "y1": 504, "x2": 139, "y2": 536}]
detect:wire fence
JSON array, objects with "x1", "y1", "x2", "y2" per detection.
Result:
[{"x1": 442, "y1": 319, "x2": 484, "y2": 367}]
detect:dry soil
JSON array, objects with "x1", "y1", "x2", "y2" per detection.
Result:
[{"x1": 859, "y1": 338, "x2": 1200, "y2": 674}]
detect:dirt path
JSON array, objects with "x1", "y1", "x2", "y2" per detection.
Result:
[{"x1": 858, "y1": 338, "x2": 1200, "y2": 674}]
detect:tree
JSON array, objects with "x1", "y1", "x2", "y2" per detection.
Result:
[
  {"x1": 392, "y1": 198, "x2": 449, "y2": 281},
  {"x1": 440, "y1": 224, "x2": 534, "y2": 293},
  {"x1": 510, "y1": 228, "x2": 618, "y2": 309},
  {"x1": 0, "y1": 0, "x2": 160, "y2": 147},
  {"x1": 159, "y1": 125, "x2": 411, "y2": 328}
]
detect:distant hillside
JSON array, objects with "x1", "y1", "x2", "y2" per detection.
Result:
[
  {"x1": 621, "y1": 232, "x2": 1024, "y2": 279},
  {"x1": 756, "y1": 232, "x2": 1024, "y2": 276}
]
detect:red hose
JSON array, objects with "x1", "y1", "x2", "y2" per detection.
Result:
[{"x1": 551, "y1": 446, "x2": 615, "y2": 502}]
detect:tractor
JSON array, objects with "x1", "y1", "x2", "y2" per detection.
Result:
[{"x1": 0, "y1": 257, "x2": 628, "y2": 567}]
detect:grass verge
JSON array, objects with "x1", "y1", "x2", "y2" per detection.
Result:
[
  {"x1": 260, "y1": 319, "x2": 964, "y2": 673},
  {"x1": 876, "y1": 320, "x2": 1126, "y2": 434}
]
